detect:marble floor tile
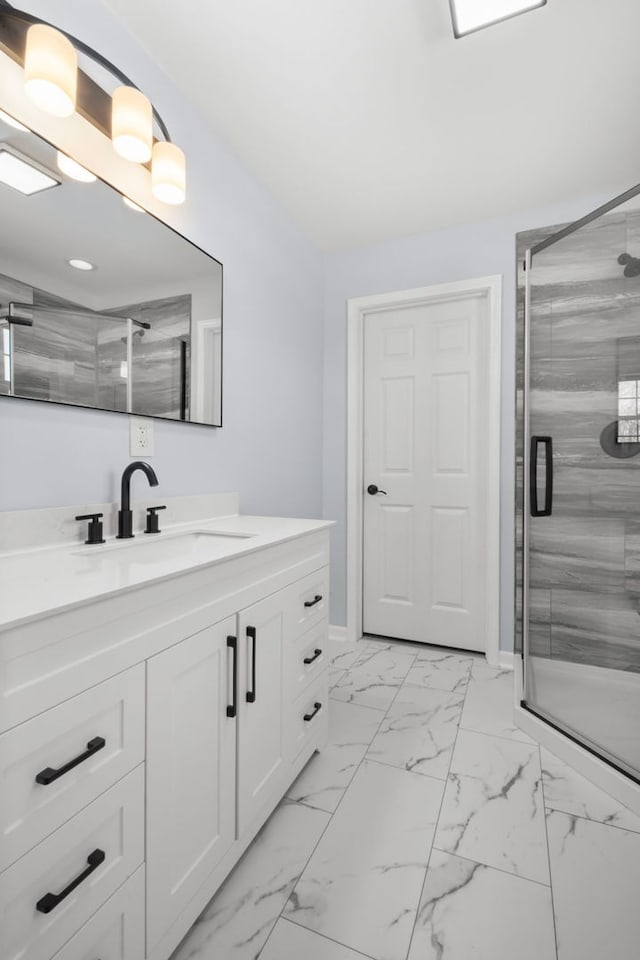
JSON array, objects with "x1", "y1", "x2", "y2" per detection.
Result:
[
  {"x1": 541, "y1": 747, "x2": 640, "y2": 832},
  {"x1": 331, "y1": 650, "x2": 414, "y2": 710},
  {"x1": 284, "y1": 759, "x2": 444, "y2": 960},
  {"x1": 547, "y1": 809, "x2": 640, "y2": 960},
  {"x1": 366, "y1": 685, "x2": 465, "y2": 780},
  {"x1": 287, "y1": 700, "x2": 383, "y2": 813},
  {"x1": 260, "y1": 919, "x2": 371, "y2": 960},
  {"x1": 407, "y1": 849, "x2": 556, "y2": 960},
  {"x1": 434, "y1": 729, "x2": 550, "y2": 884},
  {"x1": 404, "y1": 649, "x2": 474, "y2": 694},
  {"x1": 460, "y1": 661, "x2": 535, "y2": 743},
  {"x1": 331, "y1": 643, "x2": 367, "y2": 671},
  {"x1": 329, "y1": 666, "x2": 347, "y2": 689},
  {"x1": 171, "y1": 800, "x2": 330, "y2": 960}
]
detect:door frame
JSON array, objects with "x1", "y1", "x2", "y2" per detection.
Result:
[{"x1": 346, "y1": 275, "x2": 502, "y2": 664}]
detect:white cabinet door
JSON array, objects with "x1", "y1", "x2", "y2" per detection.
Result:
[
  {"x1": 146, "y1": 618, "x2": 236, "y2": 953},
  {"x1": 237, "y1": 593, "x2": 287, "y2": 834}
]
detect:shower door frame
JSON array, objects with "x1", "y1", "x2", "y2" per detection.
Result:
[{"x1": 520, "y1": 181, "x2": 640, "y2": 789}]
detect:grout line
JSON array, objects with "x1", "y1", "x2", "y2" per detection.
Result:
[
  {"x1": 401, "y1": 658, "x2": 473, "y2": 960},
  {"x1": 258, "y1": 654, "x2": 412, "y2": 957},
  {"x1": 282, "y1": 916, "x2": 378, "y2": 958},
  {"x1": 457, "y1": 723, "x2": 539, "y2": 748},
  {"x1": 430, "y1": 846, "x2": 552, "y2": 889},
  {"x1": 542, "y1": 804, "x2": 640, "y2": 836},
  {"x1": 363, "y1": 756, "x2": 448, "y2": 782},
  {"x1": 538, "y1": 744, "x2": 560, "y2": 960}
]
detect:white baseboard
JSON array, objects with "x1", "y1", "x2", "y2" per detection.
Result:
[
  {"x1": 329, "y1": 624, "x2": 348, "y2": 644},
  {"x1": 497, "y1": 650, "x2": 516, "y2": 671}
]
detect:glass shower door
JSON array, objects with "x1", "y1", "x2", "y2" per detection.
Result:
[{"x1": 524, "y1": 191, "x2": 640, "y2": 781}]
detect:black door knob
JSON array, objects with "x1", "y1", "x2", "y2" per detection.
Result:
[{"x1": 367, "y1": 484, "x2": 387, "y2": 496}]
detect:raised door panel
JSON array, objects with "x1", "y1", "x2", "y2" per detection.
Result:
[
  {"x1": 146, "y1": 618, "x2": 236, "y2": 953},
  {"x1": 237, "y1": 593, "x2": 286, "y2": 834}
]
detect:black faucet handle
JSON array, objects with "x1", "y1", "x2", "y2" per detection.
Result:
[
  {"x1": 75, "y1": 513, "x2": 105, "y2": 545},
  {"x1": 145, "y1": 505, "x2": 166, "y2": 535}
]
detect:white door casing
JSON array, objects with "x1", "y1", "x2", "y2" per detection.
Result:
[{"x1": 347, "y1": 277, "x2": 501, "y2": 662}]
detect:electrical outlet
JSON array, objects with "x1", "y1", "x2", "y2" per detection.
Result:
[{"x1": 130, "y1": 417, "x2": 154, "y2": 457}]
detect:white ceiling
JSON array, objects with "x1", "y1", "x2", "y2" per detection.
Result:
[{"x1": 104, "y1": 0, "x2": 640, "y2": 251}]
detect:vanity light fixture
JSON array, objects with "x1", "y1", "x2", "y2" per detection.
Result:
[
  {"x1": 67, "y1": 258, "x2": 94, "y2": 271},
  {"x1": 0, "y1": 108, "x2": 28, "y2": 131},
  {"x1": 0, "y1": 144, "x2": 59, "y2": 194},
  {"x1": 0, "y1": 2, "x2": 186, "y2": 203},
  {"x1": 56, "y1": 150, "x2": 96, "y2": 183},
  {"x1": 449, "y1": 0, "x2": 547, "y2": 37},
  {"x1": 123, "y1": 196, "x2": 144, "y2": 212}
]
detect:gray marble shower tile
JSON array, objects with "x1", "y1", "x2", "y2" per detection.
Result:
[
  {"x1": 529, "y1": 516, "x2": 625, "y2": 595},
  {"x1": 434, "y1": 730, "x2": 549, "y2": 884},
  {"x1": 170, "y1": 800, "x2": 330, "y2": 960},
  {"x1": 406, "y1": 849, "x2": 556, "y2": 960},
  {"x1": 284, "y1": 760, "x2": 443, "y2": 960},
  {"x1": 550, "y1": 588, "x2": 640, "y2": 670}
]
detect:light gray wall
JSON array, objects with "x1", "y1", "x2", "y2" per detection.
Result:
[
  {"x1": 322, "y1": 192, "x2": 621, "y2": 650},
  {"x1": 0, "y1": 1, "x2": 325, "y2": 523}
]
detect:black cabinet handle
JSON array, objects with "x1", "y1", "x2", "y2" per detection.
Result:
[
  {"x1": 226, "y1": 636, "x2": 237, "y2": 718},
  {"x1": 246, "y1": 626, "x2": 256, "y2": 703},
  {"x1": 530, "y1": 436, "x2": 553, "y2": 517},
  {"x1": 304, "y1": 594, "x2": 323, "y2": 608},
  {"x1": 303, "y1": 648, "x2": 323, "y2": 665},
  {"x1": 36, "y1": 848, "x2": 105, "y2": 914},
  {"x1": 303, "y1": 702, "x2": 322, "y2": 722},
  {"x1": 35, "y1": 737, "x2": 106, "y2": 786}
]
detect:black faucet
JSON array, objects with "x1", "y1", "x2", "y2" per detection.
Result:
[{"x1": 117, "y1": 461, "x2": 159, "y2": 539}]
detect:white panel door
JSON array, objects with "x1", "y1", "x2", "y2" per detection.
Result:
[
  {"x1": 237, "y1": 592, "x2": 286, "y2": 834},
  {"x1": 146, "y1": 618, "x2": 236, "y2": 952},
  {"x1": 363, "y1": 295, "x2": 488, "y2": 650}
]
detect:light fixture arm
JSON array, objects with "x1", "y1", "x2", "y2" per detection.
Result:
[{"x1": 0, "y1": 0, "x2": 172, "y2": 143}]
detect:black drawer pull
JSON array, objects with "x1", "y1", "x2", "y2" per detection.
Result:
[
  {"x1": 303, "y1": 702, "x2": 322, "y2": 722},
  {"x1": 304, "y1": 594, "x2": 323, "y2": 609},
  {"x1": 36, "y1": 848, "x2": 105, "y2": 914},
  {"x1": 303, "y1": 648, "x2": 323, "y2": 665},
  {"x1": 35, "y1": 737, "x2": 106, "y2": 786},
  {"x1": 246, "y1": 626, "x2": 256, "y2": 703},
  {"x1": 227, "y1": 636, "x2": 237, "y2": 718}
]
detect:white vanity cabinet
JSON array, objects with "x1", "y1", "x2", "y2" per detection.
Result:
[{"x1": 0, "y1": 523, "x2": 330, "y2": 960}]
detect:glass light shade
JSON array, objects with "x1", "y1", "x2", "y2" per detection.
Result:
[
  {"x1": 111, "y1": 86, "x2": 153, "y2": 163},
  {"x1": 24, "y1": 24, "x2": 77, "y2": 118},
  {"x1": 57, "y1": 151, "x2": 96, "y2": 183},
  {"x1": 151, "y1": 142, "x2": 186, "y2": 205}
]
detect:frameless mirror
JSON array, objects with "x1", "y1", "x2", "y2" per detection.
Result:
[{"x1": 0, "y1": 113, "x2": 222, "y2": 425}]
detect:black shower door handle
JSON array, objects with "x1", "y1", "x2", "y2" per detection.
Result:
[{"x1": 530, "y1": 436, "x2": 553, "y2": 517}]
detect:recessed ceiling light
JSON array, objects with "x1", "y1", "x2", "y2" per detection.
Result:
[
  {"x1": 0, "y1": 145, "x2": 60, "y2": 195},
  {"x1": 0, "y1": 109, "x2": 29, "y2": 132},
  {"x1": 56, "y1": 151, "x2": 97, "y2": 183},
  {"x1": 449, "y1": 0, "x2": 547, "y2": 37},
  {"x1": 67, "y1": 258, "x2": 95, "y2": 271},
  {"x1": 123, "y1": 195, "x2": 144, "y2": 212}
]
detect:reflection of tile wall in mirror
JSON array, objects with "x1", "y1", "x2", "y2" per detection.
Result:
[{"x1": 0, "y1": 114, "x2": 222, "y2": 425}]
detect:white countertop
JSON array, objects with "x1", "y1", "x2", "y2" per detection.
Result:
[{"x1": 0, "y1": 513, "x2": 333, "y2": 631}]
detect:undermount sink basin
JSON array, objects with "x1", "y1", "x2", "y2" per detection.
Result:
[{"x1": 75, "y1": 529, "x2": 255, "y2": 563}]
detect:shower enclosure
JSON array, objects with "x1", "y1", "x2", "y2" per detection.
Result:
[{"x1": 519, "y1": 185, "x2": 640, "y2": 783}]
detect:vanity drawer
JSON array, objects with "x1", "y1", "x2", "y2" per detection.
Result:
[
  {"x1": 285, "y1": 674, "x2": 329, "y2": 763},
  {"x1": 51, "y1": 866, "x2": 144, "y2": 960},
  {"x1": 286, "y1": 567, "x2": 330, "y2": 640},
  {"x1": 285, "y1": 619, "x2": 328, "y2": 703},
  {"x1": 0, "y1": 664, "x2": 145, "y2": 869},
  {"x1": 0, "y1": 765, "x2": 144, "y2": 960}
]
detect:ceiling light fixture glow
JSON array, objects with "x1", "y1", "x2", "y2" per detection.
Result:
[
  {"x1": 0, "y1": 146, "x2": 60, "y2": 195},
  {"x1": 56, "y1": 151, "x2": 97, "y2": 183},
  {"x1": 0, "y1": 110, "x2": 29, "y2": 132},
  {"x1": 67, "y1": 258, "x2": 95, "y2": 271},
  {"x1": 112, "y1": 86, "x2": 153, "y2": 163},
  {"x1": 24, "y1": 23, "x2": 77, "y2": 117},
  {"x1": 449, "y1": 0, "x2": 547, "y2": 37},
  {"x1": 151, "y1": 141, "x2": 186, "y2": 206}
]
